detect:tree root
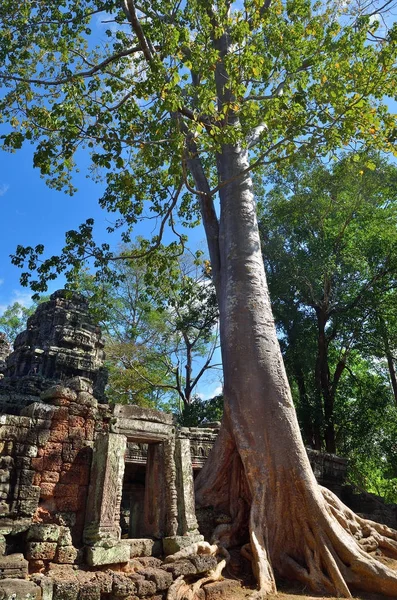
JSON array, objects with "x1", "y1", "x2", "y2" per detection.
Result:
[{"x1": 166, "y1": 542, "x2": 227, "y2": 600}]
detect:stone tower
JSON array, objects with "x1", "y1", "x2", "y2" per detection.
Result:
[{"x1": 0, "y1": 290, "x2": 107, "y2": 412}]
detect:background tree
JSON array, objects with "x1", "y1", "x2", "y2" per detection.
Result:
[
  {"x1": 259, "y1": 152, "x2": 397, "y2": 453},
  {"x1": 76, "y1": 249, "x2": 220, "y2": 410},
  {"x1": 2, "y1": 0, "x2": 397, "y2": 595},
  {"x1": 0, "y1": 297, "x2": 49, "y2": 345}
]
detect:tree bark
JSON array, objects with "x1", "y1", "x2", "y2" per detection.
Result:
[{"x1": 194, "y1": 143, "x2": 397, "y2": 598}]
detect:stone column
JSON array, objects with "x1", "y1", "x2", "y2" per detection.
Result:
[
  {"x1": 175, "y1": 436, "x2": 199, "y2": 535},
  {"x1": 83, "y1": 432, "x2": 126, "y2": 547}
]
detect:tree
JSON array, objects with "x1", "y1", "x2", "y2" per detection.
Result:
[
  {"x1": 0, "y1": 297, "x2": 49, "y2": 344},
  {"x1": 259, "y1": 153, "x2": 397, "y2": 453},
  {"x1": 76, "y1": 251, "x2": 219, "y2": 410},
  {"x1": 2, "y1": 0, "x2": 397, "y2": 595}
]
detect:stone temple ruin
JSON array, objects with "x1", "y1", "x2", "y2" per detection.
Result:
[{"x1": 0, "y1": 290, "x2": 393, "y2": 600}]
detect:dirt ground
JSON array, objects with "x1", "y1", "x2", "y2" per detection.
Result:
[{"x1": 228, "y1": 583, "x2": 394, "y2": 600}]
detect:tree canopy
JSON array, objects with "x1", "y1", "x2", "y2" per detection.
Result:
[{"x1": 260, "y1": 151, "x2": 397, "y2": 452}]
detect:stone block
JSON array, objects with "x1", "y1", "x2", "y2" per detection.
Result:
[
  {"x1": 189, "y1": 554, "x2": 218, "y2": 574},
  {"x1": 18, "y1": 485, "x2": 40, "y2": 501},
  {"x1": 163, "y1": 534, "x2": 204, "y2": 556},
  {"x1": 124, "y1": 538, "x2": 155, "y2": 558},
  {"x1": 138, "y1": 567, "x2": 173, "y2": 591},
  {"x1": 57, "y1": 526, "x2": 73, "y2": 546},
  {"x1": 0, "y1": 579, "x2": 40, "y2": 600},
  {"x1": 162, "y1": 560, "x2": 197, "y2": 578},
  {"x1": 85, "y1": 543, "x2": 130, "y2": 567},
  {"x1": 20, "y1": 403, "x2": 55, "y2": 419},
  {"x1": 18, "y1": 469, "x2": 35, "y2": 486},
  {"x1": 112, "y1": 573, "x2": 137, "y2": 597},
  {"x1": 41, "y1": 386, "x2": 78, "y2": 403},
  {"x1": 53, "y1": 580, "x2": 79, "y2": 600},
  {"x1": 133, "y1": 556, "x2": 162, "y2": 569},
  {"x1": 40, "y1": 482, "x2": 56, "y2": 500},
  {"x1": 203, "y1": 580, "x2": 240, "y2": 600},
  {"x1": 78, "y1": 581, "x2": 101, "y2": 600},
  {"x1": 30, "y1": 576, "x2": 53, "y2": 600},
  {"x1": 0, "y1": 554, "x2": 28, "y2": 579},
  {"x1": 54, "y1": 545, "x2": 78, "y2": 564},
  {"x1": 27, "y1": 524, "x2": 60, "y2": 542},
  {"x1": 127, "y1": 574, "x2": 156, "y2": 597},
  {"x1": 27, "y1": 542, "x2": 57, "y2": 561},
  {"x1": 41, "y1": 471, "x2": 60, "y2": 483}
]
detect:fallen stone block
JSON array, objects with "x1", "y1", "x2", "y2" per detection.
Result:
[
  {"x1": 162, "y1": 559, "x2": 197, "y2": 578},
  {"x1": 0, "y1": 578, "x2": 40, "y2": 600},
  {"x1": 203, "y1": 579, "x2": 240, "y2": 600},
  {"x1": 137, "y1": 567, "x2": 173, "y2": 591},
  {"x1": 189, "y1": 554, "x2": 218, "y2": 574}
]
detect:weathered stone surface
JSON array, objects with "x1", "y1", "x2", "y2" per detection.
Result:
[
  {"x1": 189, "y1": 554, "x2": 218, "y2": 574},
  {"x1": 53, "y1": 579, "x2": 79, "y2": 600},
  {"x1": 163, "y1": 534, "x2": 204, "y2": 556},
  {"x1": 132, "y1": 556, "x2": 162, "y2": 569},
  {"x1": 112, "y1": 573, "x2": 137, "y2": 597},
  {"x1": 203, "y1": 579, "x2": 240, "y2": 600},
  {"x1": 27, "y1": 524, "x2": 60, "y2": 542},
  {"x1": 85, "y1": 544, "x2": 130, "y2": 567},
  {"x1": 0, "y1": 290, "x2": 107, "y2": 411},
  {"x1": 124, "y1": 539, "x2": 155, "y2": 558},
  {"x1": 0, "y1": 579, "x2": 40, "y2": 600},
  {"x1": 84, "y1": 433, "x2": 126, "y2": 547},
  {"x1": 0, "y1": 554, "x2": 28, "y2": 579},
  {"x1": 137, "y1": 567, "x2": 173, "y2": 591},
  {"x1": 162, "y1": 559, "x2": 197, "y2": 578},
  {"x1": 126, "y1": 573, "x2": 156, "y2": 597},
  {"x1": 27, "y1": 542, "x2": 57, "y2": 561},
  {"x1": 112, "y1": 405, "x2": 173, "y2": 425},
  {"x1": 0, "y1": 335, "x2": 10, "y2": 380},
  {"x1": 54, "y1": 545, "x2": 79, "y2": 564},
  {"x1": 31, "y1": 576, "x2": 53, "y2": 600}
]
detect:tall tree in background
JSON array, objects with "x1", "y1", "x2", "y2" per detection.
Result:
[
  {"x1": 76, "y1": 251, "x2": 219, "y2": 409},
  {"x1": 260, "y1": 153, "x2": 397, "y2": 453},
  {"x1": 2, "y1": 0, "x2": 397, "y2": 595}
]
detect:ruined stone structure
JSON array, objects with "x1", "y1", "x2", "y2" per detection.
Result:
[
  {"x1": 0, "y1": 290, "x2": 388, "y2": 600},
  {"x1": 0, "y1": 333, "x2": 10, "y2": 380},
  {"x1": 0, "y1": 291, "x2": 107, "y2": 414}
]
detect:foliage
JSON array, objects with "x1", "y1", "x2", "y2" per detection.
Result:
[
  {"x1": 0, "y1": 1, "x2": 396, "y2": 291},
  {"x1": 0, "y1": 297, "x2": 49, "y2": 344},
  {"x1": 258, "y1": 152, "x2": 397, "y2": 500},
  {"x1": 74, "y1": 248, "x2": 219, "y2": 409},
  {"x1": 177, "y1": 394, "x2": 224, "y2": 427}
]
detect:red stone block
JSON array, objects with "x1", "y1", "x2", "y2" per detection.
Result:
[
  {"x1": 85, "y1": 420, "x2": 95, "y2": 441},
  {"x1": 40, "y1": 482, "x2": 56, "y2": 500},
  {"x1": 42, "y1": 455, "x2": 63, "y2": 472},
  {"x1": 68, "y1": 416, "x2": 85, "y2": 429},
  {"x1": 41, "y1": 471, "x2": 60, "y2": 483},
  {"x1": 69, "y1": 427, "x2": 85, "y2": 441},
  {"x1": 31, "y1": 457, "x2": 44, "y2": 472}
]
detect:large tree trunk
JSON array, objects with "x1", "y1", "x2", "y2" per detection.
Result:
[{"x1": 195, "y1": 144, "x2": 397, "y2": 598}]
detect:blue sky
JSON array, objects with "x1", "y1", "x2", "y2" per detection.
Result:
[{"x1": 0, "y1": 142, "x2": 222, "y2": 400}]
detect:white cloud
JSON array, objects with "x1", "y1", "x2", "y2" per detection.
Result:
[
  {"x1": 0, "y1": 279, "x2": 4, "y2": 287},
  {"x1": 0, "y1": 184, "x2": 9, "y2": 197},
  {"x1": 0, "y1": 289, "x2": 34, "y2": 317}
]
